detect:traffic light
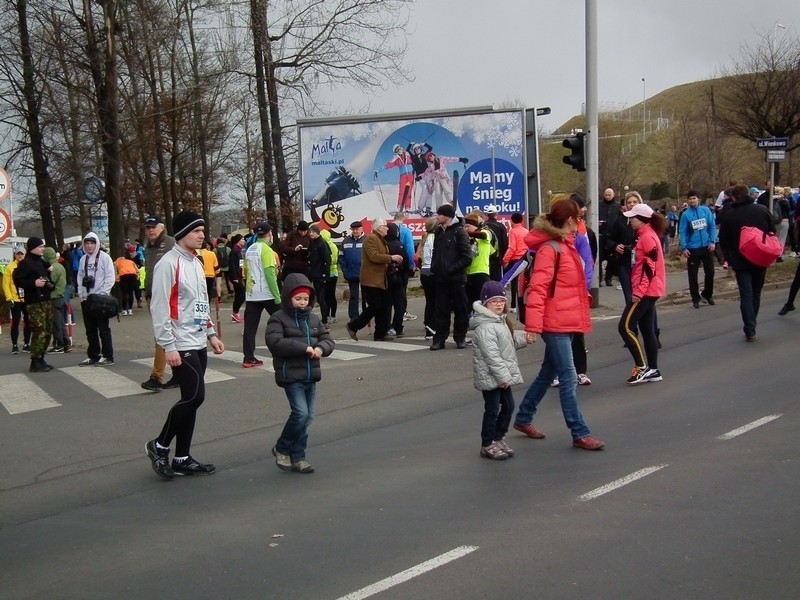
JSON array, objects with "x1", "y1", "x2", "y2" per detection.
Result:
[{"x1": 562, "y1": 132, "x2": 586, "y2": 172}]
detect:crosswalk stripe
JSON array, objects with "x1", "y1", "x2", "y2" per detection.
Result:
[
  {"x1": 61, "y1": 366, "x2": 146, "y2": 399},
  {"x1": 130, "y1": 359, "x2": 234, "y2": 383},
  {"x1": 254, "y1": 345, "x2": 376, "y2": 361},
  {"x1": 0, "y1": 373, "x2": 62, "y2": 414},
  {"x1": 333, "y1": 340, "x2": 428, "y2": 352}
]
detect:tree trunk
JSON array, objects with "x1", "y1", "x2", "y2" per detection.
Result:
[{"x1": 265, "y1": 43, "x2": 290, "y2": 234}]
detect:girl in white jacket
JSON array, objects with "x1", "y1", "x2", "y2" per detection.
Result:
[{"x1": 469, "y1": 280, "x2": 527, "y2": 460}]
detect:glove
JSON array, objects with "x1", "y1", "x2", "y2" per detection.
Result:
[
  {"x1": 459, "y1": 157, "x2": 469, "y2": 164},
  {"x1": 415, "y1": 175, "x2": 422, "y2": 182}
]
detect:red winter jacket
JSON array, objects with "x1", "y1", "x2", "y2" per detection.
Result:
[
  {"x1": 631, "y1": 223, "x2": 666, "y2": 299},
  {"x1": 523, "y1": 218, "x2": 592, "y2": 335}
]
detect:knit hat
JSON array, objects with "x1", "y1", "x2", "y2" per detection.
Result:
[
  {"x1": 173, "y1": 210, "x2": 205, "y2": 241},
  {"x1": 687, "y1": 189, "x2": 699, "y2": 198},
  {"x1": 26, "y1": 236, "x2": 44, "y2": 252},
  {"x1": 436, "y1": 204, "x2": 456, "y2": 218},
  {"x1": 297, "y1": 220, "x2": 310, "y2": 231},
  {"x1": 480, "y1": 280, "x2": 507, "y2": 306},
  {"x1": 291, "y1": 286, "x2": 313, "y2": 298},
  {"x1": 309, "y1": 224, "x2": 321, "y2": 234}
]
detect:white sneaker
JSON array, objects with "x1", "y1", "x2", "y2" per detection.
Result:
[
  {"x1": 509, "y1": 307, "x2": 517, "y2": 314},
  {"x1": 387, "y1": 328, "x2": 397, "y2": 336},
  {"x1": 403, "y1": 312, "x2": 417, "y2": 321},
  {"x1": 551, "y1": 377, "x2": 560, "y2": 387},
  {"x1": 577, "y1": 373, "x2": 592, "y2": 385}
]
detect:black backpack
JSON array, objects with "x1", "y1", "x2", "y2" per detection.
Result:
[{"x1": 215, "y1": 245, "x2": 230, "y2": 269}]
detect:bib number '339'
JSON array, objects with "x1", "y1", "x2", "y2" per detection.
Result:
[{"x1": 194, "y1": 301, "x2": 210, "y2": 330}]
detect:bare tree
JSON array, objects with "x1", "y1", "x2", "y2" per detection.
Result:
[{"x1": 711, "y1": 31, "x2": 800, "y2": 184}]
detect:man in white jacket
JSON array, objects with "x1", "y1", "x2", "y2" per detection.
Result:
[
  {"x1": 145, "y1": 211, "x2": 225, "y2": 480},
  {"x1": 77, "y1": 232, "x2": 116, "y2": 366}
]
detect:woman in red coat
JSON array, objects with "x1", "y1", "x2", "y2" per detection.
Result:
[{"x1": 512, "y1": 199, "x2": 604, "y2": 451}]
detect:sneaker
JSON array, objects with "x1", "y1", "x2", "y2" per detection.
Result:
[
  {"x1": 572, "y1": 435, "x2": 605, "y2": 450},
  {"x1": 577, "y1": 373, "x2": 592, "y2": 386},
  {"x1": 145, "y1": 440, "x2": 175, "y2": 480},
  {"x1": 141, "y1": 377, "x2": 162, "y2": 392},
  {"x1": 616, "y1": 284, "x2": 623, "y2": 290},
  {"x1": 403, "y1": 312, "x2": 417, "y2": 321},
  {"x1": 328, "y1": 316, "x2": 337, "y2": 324},
  {"x1": 509, "y1": 307, "x2": 517, "y2": 314},
  {"x1": 63, "y1": 345, "x2": 72, "y2": 353},
  {"x1": 513, "y1": 422, "x2": 546, "y2": 439},
  {"x1": 551, "y1": 377, "x2": 560, "y2": 387},
  {"x1": 424, "y1": 335, "x2": 433, "y2": 341},
  {"x1": 345, "y1": 323, "x2": 359, "y2": 341},
  {"x1": 701, "y1": 295, "x2": 715, "y2": 306},
  {"x1": 242, "y1": 358, "x2": 264, "y2": 368},
  {"x1": 291, "y1": 460, "x2": 315, "y2": 474},
  {"x1": 162, "y1": 376, "x2": 180, "y2": 389},
  {"x1": 494, "y1": 439, "x2": 515, "y2": 457},
  {"x1": 480, "y1": 442, "x2": 509, "y2": 460},
  {"x1": 456, "y1": 341, "x2": 467, "y2": 349},
  {"x1": 22, "y1": 344, "x2": 31, "y2": 353},
  {"x1": 171, "y1": 456, "x2": 216, "y2": 476},
  {"x1": 231, "y1": 313, "x2": 243, "y2": 323},
  {"x1": 11, "y1": 345, "x2": 19, "y2": 355},
  {"x1": 272, "y1": 446, "x2": 292, "y2": 471},
  {"x1": 79, "y1": 357, "x2": 100, "y2": 367},
  {"x1": 722, "y1": 261, "x2": 728, "y2": 270},
  {"x1": 96, "y1": 357, "x2": 114, "y2": 366},
  {"x1": 50, "y1": 346, "x2": 65, "y2": 354},
  {"x1": 387, "y1": 328, "x2": 397, "y2": 336},
  {"x1": 692, "y1": 302, "x2": 700, "y2": 309},
  {"x1": 643, "y1": 368, "x2": 663, "y2": 382},
  {"x1": 626, "y1": 365, "x2": 649, "y2": 385}
]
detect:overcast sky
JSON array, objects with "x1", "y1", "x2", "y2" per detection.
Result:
[{"x1": 334, "y1": 0, "x2": 798, "y2": 129}]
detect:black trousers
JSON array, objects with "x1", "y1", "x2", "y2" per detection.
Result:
[
  {"x1": 157, "y1": 348, "x2": 207, "y2": 457},
  {"x1": 686, "y1": 247, "x2": 715, "y2": 302},
  {"x1": 243, "y1": 299, "x2": 279, "y2": 361},
  {"x1": 433, "y1": 280, "x2": 469, "y2": 344},
  {"x1": 81, "y1": 300, "x2": 113, "y2": 360},
  {"x1": 9, "y1": 302, "x2": 30, "y2": 346},
  {"x1": 350, "y1": 285, "x2": 390, "y2": 340}
]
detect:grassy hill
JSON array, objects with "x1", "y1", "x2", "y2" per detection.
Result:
[{"x1": 537, "y1": 76, "x2": 799, "y2": 206}]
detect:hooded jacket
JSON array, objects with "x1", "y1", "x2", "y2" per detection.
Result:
[
  {"x1": 43, "y1": 247, "x2": 67, "y2": 299},
  {"x1": 3, "y1": 258, "x2": 23, "y2": 303},
  {"x1": 718, "y1": 196, "x2": 776, "y2": 271},
  {"x1": 265, "y1": 273, "x2": 335, "y2": 386},
  {"x1": 431, "y1": 217, "x2": 472, "y2": 283},
  {"x1": 469, "y1": 301, "x2": 526, "y2": 391},
  {"x1": 77, "y1": 233, "x2": 116, "y2": 300},
  {"x1": 523, "y1": 216, "x2": 592, "y2": 335},
  {"x1": 630, "y1": 222, "x2": 666, "y2": 299},
  {"x1": 320, "y1": 229, "x2": 340, "y2": 277},
  {"x1": 150, "y1": 242, "x2": 217, "y2": 352}
]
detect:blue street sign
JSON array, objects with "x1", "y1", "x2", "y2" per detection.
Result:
[{"x1": 756, "y1": 137, "x2": 789, "y2": 149}]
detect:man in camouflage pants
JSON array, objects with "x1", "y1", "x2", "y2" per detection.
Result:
[{"x1": 12, "y1": 237, "x2": 55, "y2": 372}]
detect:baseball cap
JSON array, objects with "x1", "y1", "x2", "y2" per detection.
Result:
[
  {"x1": 144, "y1": 215, "x2": 163, "y2": 227},
  {"x1": 622, "y1": 204, "x2": 654, "y2": 219},
  {"x1": 254, "y1": 222, "x2": 271, "y2": 234}
]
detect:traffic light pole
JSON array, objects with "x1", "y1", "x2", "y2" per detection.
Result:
[{"x1": 585, "y1": 0, "x2": 600, "y2": 306}]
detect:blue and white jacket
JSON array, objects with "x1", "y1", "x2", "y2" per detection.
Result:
[{"x1": 679, "y1": 204, "x2": 717, "y2": 250}]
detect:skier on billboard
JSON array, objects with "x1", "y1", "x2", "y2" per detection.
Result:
[
  {"x1": 418, "y1": 151, "x2": 469, "y2": 213},
  {"x1": 374, "y1": 144, "x2": 415, "y2": 213}
]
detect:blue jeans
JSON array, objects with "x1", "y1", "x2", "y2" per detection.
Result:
[
  {"x1": 276, "y1": 382, "x2": 317, "y2": 461},
  {"x1": 481, "y1": 387, "x2": 515, "y2": 447},
  {"x1": 735, "y1": 268, "x2": 766, "y2": 337},
  {"x1": 514, "y1": 333, "x2": 590, "y2": 440}
]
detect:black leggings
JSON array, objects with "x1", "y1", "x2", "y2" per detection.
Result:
[
  {"x1": 618, "y1": 297, "x2": 659, "y2": 369},
  {"x1": 786, "y1": 260, "x2": 800, "y2": 307},
  {"x1": 157, "y1": 348, "x2": 207, "y2": 457}
]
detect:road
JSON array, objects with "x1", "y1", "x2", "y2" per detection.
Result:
[{"x1": 1, "y1": 281, "x2": 799, "y2": 599}]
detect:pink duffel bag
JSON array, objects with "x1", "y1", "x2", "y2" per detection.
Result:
[{"x1": 738, "y1": 226, "x2": 783, "y2": 267}]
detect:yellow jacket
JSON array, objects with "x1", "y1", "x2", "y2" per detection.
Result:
[{"x1": 2, "y1": 260, "x2": 22, "y2": 303}]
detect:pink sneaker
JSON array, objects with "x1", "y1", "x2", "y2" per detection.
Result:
[{"x1": 231, "y1": 313, "x2": 243, "y2": 323}]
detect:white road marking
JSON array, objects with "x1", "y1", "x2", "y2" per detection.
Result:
[
  {"x1": 131, "y1": 358, "x2": 235, "y2": 382},
  {"x1": 578, "y1": 465, "x2": 669, "y2": 502},
  {"x1": 0, "y1": 374, "x2": 62, "y2": 414},
  {"x1": 336, "y1": 545, "x2": 479, "y2": 600},
  {"x1": 717, "y1": 414, "x2": 782, "y2": 440},
  {"x1": 61, "y1": 366, "x2": 146, "y2": 399},
  {"x1": 255, "y1": 345, "x2": 376, "y2": 361},
  {"x1": 334, "y1": 340, "x2": 427, "y2": 352}
]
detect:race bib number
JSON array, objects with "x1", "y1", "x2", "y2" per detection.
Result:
[
  {"x1": 194, "y1": 301, "x2": 210, "y2": 330},
  {"x1": 691, "y1": 218, "x2": 707, "y2": 231}
]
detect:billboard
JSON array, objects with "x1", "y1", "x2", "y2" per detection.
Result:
[{"x1": 297, "y1": 107, "x2": 526, "y2": 238}]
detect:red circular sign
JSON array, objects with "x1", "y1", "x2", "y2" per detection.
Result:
[{"x1": 0, "y1": 208, "x2": 10, "y2": 242}]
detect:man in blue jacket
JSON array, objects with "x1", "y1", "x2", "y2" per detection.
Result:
[
  {"x1": 679, "y1": 190, "x2": 717, "y2": 309},
  {"x1": 340, "y1": 221, "x2": 365, "y2": 320}
]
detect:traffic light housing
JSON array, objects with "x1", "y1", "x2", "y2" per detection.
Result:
[{"x1": 562, "y1": 132, "x2": 586, "y2": 172}]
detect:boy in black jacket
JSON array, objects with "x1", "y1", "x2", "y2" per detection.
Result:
[
  {"x1": 12, "y1": 237, "x2": 55, "y2": 372},
  {"x1": 266, "y1": 273, "x2": 335, "y2": 473}
]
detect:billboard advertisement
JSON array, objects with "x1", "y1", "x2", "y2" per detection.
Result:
[{"x1": 297, "y1": 108, "x2": 526, "y2": 238}]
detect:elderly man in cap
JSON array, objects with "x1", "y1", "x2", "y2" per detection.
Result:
[
  {"x1": 345, "y1": 219, "x2": 404, "y2": 341},
  {"x1": 281, "y1": 220, "x2": 312, "y2": 281},
  {"x1": 141, "y1": 215, "x2": 177, "y2": 391},
  {"x1": 430, "y1": 204, "x2": 473, "y2": 350},
  {"x1": 340, "y1": 220, "x2": 366, "y2": 320},
  {"x1": 241, "y1": 221, "x2": 281, "y2": 367}
]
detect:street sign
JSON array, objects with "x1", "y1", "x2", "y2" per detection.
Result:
[
  {"x1": 767, "y1": 150, "x2": 786, "y2": 162},
  {"x1": 0, "y1": 208, "x2": 11, "y2": 242},
  {"x1": 0, "y1": 168, "x2": 10, "y2": 202},
  {"x1": 756, "y1": 137, "x2": 789, "y2": 149}
]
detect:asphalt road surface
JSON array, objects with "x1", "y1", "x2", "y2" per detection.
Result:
[{"x1": 1, "y1": 287, "x2": 799, "y2": 599}]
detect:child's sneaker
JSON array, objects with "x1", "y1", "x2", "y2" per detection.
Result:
[
  {"x1": 480, "y1": 442, "x2": 509, "y2": 460},
  {"x1": 494, "y1": 439, "x2": 515, "y2": 457},
  {"x1": 643, "y1": 368, "x2": 663, "y2": 382}
]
